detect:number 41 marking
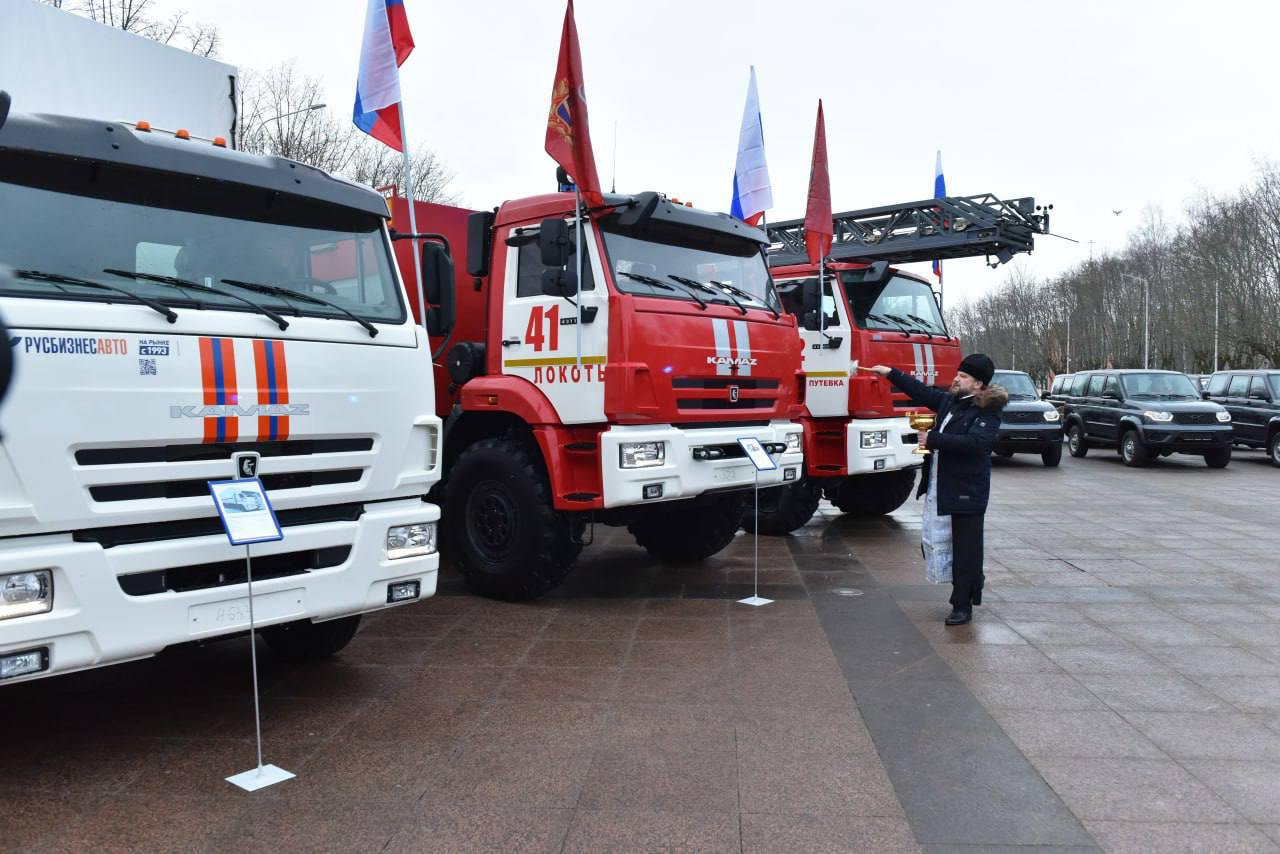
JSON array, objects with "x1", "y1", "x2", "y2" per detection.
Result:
[{"x1": 524, "y1": 305, "x2": 561, "y2": 352}]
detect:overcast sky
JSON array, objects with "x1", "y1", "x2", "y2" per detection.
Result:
[{"x1": 179, "y1": 1, "x2": 1280, "y2": 305}]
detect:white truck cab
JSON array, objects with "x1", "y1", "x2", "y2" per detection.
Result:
[{"x1": 0, "y1": 110, "x2": 441, "y2": 684}]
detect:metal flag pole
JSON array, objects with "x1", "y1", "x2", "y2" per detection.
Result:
[
  {"x1": 575, "y1": 186, "x2": 583, "y2": 367},
  {"x1": 398, "y1": 106, "x2": 427, "y2": 331}
]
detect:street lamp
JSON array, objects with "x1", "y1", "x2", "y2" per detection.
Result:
[{"x1": 1120, "y1": 272, "x2": 1150, "y2": 369}]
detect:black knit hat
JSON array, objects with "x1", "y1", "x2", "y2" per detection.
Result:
[{"x1": 957, "y1": 353, "x2": 995, "y2": 385}]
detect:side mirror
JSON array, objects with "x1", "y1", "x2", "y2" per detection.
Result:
[
  {"x1": 0, "y1": 268, "x2": 13, "y2": 411},
  {"x1": 541, "y1": 267, "x2": 577, "y2": 298},
  {"x1": 421, "y1": 242, "x2": 455, "y2": 338},
  {"x1": 0, "y1": 91, "x2": 10, "y2": 133},
  {"x1": 538, "y1": 218, "x2": 573, "y2": 268},
  {"x1": 800, "y1": 278, "x2": 821, "y2": 331},
  {"x1": 466, "y1": 211, "x2": 494, "y2": 278}
]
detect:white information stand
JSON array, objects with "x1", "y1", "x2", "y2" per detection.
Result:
[
  {"x1": 208, "y1": 474, "x2": 295, "y2": 792},
  {"x1": 736, "y1": 438, "x2": 776, "y2": 608}
]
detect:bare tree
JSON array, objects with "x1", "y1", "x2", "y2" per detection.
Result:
[
  {"x1": 40, "y1": 0, "x2": 221, "y2": 57},
  {"x1": 238, "y1": 63, "x2": 456, "y2": 205}
]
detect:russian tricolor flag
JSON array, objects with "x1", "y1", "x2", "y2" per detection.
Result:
[
  {"x1": 353, "y1": 0, "x2": 415, "y2": 152},
  {"x1": 730, "y1": 66, "x2": 772, "y2": 226},
  {"x1": 933, "y1": 150, "x2": 945, "y2": 283}
]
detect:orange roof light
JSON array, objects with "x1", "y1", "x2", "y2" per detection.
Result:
[
  {"x1": 175, "y1": 129, "x2": 191, "y2": 140},
  {"x1": 135, "y1": 121, "x2": 151, "y2": 132},
  {"x1": 212, "y1": 136, "x2": 227, "y2": 148}
]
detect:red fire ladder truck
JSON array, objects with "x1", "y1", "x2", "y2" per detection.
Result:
[{"x1": 744, "y1": 194, "x2": 1051, "y2": 534}]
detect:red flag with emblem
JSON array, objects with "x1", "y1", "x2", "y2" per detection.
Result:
[
  {"x1": 545, "y1": 0, "x2": 603, "y2": 207},
  {"x1": 803, "y1": 100, "x2": 833, "y2": 264}
]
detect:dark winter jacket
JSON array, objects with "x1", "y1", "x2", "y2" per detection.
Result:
[{"x1": 886, "y1": 368, "x2": 1009, "y2": 516}]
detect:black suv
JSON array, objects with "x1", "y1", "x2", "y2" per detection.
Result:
[
  {"x1": 1045, "y1": 372, "x2": 1074, "y2": 421},
  {"x1": 991, "y1": 370, "x2": 1063, "y2": 466},
  {"x1": 1205, "y1": 370, "x2": 1280, "y2": 466},
  {"x1": 1062, "y1": 370, "x2": 1234, "y2": 467}
]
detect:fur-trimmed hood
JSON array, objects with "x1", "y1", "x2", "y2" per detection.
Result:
[{"x1": 974, "y1": 384, "x2": 1009, "y2": 410}]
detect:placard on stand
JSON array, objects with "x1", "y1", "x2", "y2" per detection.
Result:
[{"x1": 736, "y1": 437, "x2": 776, "y2": 608}]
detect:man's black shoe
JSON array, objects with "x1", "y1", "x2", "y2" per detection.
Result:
[{"x1": 945, "y1": 608, "x2": 972, "y2": 626}]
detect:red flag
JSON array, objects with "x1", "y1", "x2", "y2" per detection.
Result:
[
  {"x1": 803, "y1": 100, "x2": 833, "y2": 265},
  {"x1": 545, "y1": 0, "x2": 603, "y2": 207}
]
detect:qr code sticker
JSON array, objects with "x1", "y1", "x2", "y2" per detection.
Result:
[{"x1": 139, "y1": 358, "x2": 157, "y2": 376}]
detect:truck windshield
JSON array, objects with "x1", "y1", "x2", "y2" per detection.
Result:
[
  {"x1": 847, "y1": 274, "x2": 946, "y2": 336},
  {"x1": 1120, "y1": 373, "x2": 1200, "y2": 400},
  {"x1": 992, "y1": 372, "x2": 1039, "y2": 399},
  {"x1": 0, "y1": 161, "x2": 404, "y2": 324},
  {"x1": 1271, "y1": 375, "x2": 1280, "y2": 399},
  {"x1": 599, "y1": 220, "x2": 779, "y2": 313}
]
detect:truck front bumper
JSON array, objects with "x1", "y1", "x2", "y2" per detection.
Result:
[
  {"x1": 846, "y1": 417, "x2": 922, "y2": 475},
  {"x1": 0, "y1": 498, "x2": 439, "y2": 685},
  {"x1": 994, "y1": 422, "x2": 1064, "y2": 453},
  {"x1": 1138, "y1": 425, "x2": 1233, "y2": 452},
  {"x1": 599, "y1": 421, "x2": 804, "y2": 509}
]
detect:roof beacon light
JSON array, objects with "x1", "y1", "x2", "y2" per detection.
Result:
[
  {"x1": 212, "y1": 136, "x2": 227, "y2": 148},
  {"x1": 135, "y1": 121, "x2": 151, "y2": 132},
  {"x1": 175, "y1": 128, "x2": 191, "y2": 140}
]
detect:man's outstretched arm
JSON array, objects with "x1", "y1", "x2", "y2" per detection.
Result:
[{"x1": 867, "y1": 365, "x2": 948, "y2": 413}]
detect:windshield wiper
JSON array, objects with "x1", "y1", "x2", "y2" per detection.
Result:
[
  {"x1": 709, "y1": 279, "x2": 780, "y2": 319},
  {"x1": 13, "y1": 269, "x2": 178, "y2": 323},
  {"x1": 866, "y1": 312, "x2": 911, "y2": 338},
  {"x1": 104, "y1": 269, "x2": 289, "y2": 331},
  {"x1": 619, "y1": 271, "x2": 706, "y2": 309},
  {"x1": 222, "y1": 278, "x2": 378, "y2": 338},
  {"x1": 884, "y1": 312, "x2": 933, "y2": 338},
  {"x1": 669, "y1": 275, "x2": 745, "y2": 315},
  {"x1": 1128, "y1": 392, "x2": 1158, "y2": 399},
  {"x1": 906, "y1": 313, "x2": 945, "y2": 338}
]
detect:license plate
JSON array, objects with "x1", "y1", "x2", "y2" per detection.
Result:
[
  {"x1": 713, "y1": 464, "x2": 753, "y2": 483},
  {"x1": 188, "y1": 588, "x2": 306, "y2": 636}
]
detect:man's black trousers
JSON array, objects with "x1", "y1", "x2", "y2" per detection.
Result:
[{"x1": 949, "y1": 512, "x2": 985, "y2": 609}]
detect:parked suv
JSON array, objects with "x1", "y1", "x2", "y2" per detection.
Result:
[
  {"x1": 1205, "y1": 370, "x2": 1280, "y2": 466},
  {"x1": 1062, "y1": 370, "x2": 1234, "y2": 467},
  {"x1": 991, "y1": 370, "x2": 1063, "y2": 466},
  {"x1": 1045, "y1": 372, "x2": 1074, "y2": 421}
]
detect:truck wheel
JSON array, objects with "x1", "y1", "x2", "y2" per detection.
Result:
[
  {"x1": 741, "y1": 478, "x2": 822, "y2": 535},
  {"x1": 1042, "y1": 443, "x2": 1063, "y2": 467},
  {"x1": 827, "y1": 468, "x2": 917, "y2": 516},
  {"x1": 1120, "y1": 430, "x2": 1150, "y2": 467},
  {"x1": 629, "y1": 493, "x2": 749, "y2": 563},
  {"x1": 262, "y1": 615, "x2": 361, "y2": 661},
  {"x1": 1268, "y1": 432, "x2": 1280, "y2": 467},
  {"x1": 444, "y1": 434, "x2": 583, "y2": 601},
  {"x1": 1068, "y1": 424, "x2": 1089, "y2": 458},
  {"x1": 1204, "y1": 446, "x2": 1232, "y2": 469}
]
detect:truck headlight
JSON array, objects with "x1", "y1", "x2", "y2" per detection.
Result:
[
  {"x1": 785, "y1": 432, "x2": 801, "y2": 451},
  {"x1": 1215, "y1": 410, "x2": 1232, "y2": 423},
  {"x1": 1142, "y1": 410, "x2": 1174, "y2": 423},
  {"x1": 1, "y1": 570, "x2": 53, "y2": 620},
  {"x1": 620, "y1": 442, "x2": 665, "y2": 468},
  {"x1": 386, "y1": 523, "x2": 436, "y2": 559},
  {"x1": 860, "y1": 430, "x2": 888, "y2": 449},
  {"x1": 1043, "y1": 410, "x2": 1061, "y2": 422}
]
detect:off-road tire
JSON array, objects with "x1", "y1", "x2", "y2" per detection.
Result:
[
  {"x1": 741, "y1": 478, "x2": 823, "y2": 535},
  {"x1": 1068, "y1": 424, "x2": 1089, "y2": 458},
  {"x1": 1121, "y1": 430, "x2": 1150, "y2": 467},
  {"x1": 1268, "y1": 431, "x2": 1280, "y2": 467},
  {"x1": 1204, "y1": 446, "x2": 1232, "y2": 469},
  {"x1": 262, "y1": 615, "x2": 361, "y2": 661},
  {"x1": 1042, "y1": 442, "x2": 1063, "y2": 467},
  {"x1": 827, "y1": 468, "x2": 917, "y2": 516},
  {"x1": 629, "y1": 493, "x2": 749, "y2": 563},
  {"x1": 444, "y1": 434, "x2": 583, "y2": 601}
]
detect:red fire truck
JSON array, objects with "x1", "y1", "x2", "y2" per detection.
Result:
[
  {"x1": 746, "y1": 195, "x2": 1050, "y2": 534},
  {"x1": 390, "y1": 191, "x2": 805, "y2": 599}
]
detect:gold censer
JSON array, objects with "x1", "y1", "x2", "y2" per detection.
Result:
[{"x1": 907, "y1": 411, "x2": 935, "y2": 455}]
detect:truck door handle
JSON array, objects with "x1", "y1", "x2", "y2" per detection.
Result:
[{"x1": 502, "y1": 337, "x2": 520, "y2": 347}]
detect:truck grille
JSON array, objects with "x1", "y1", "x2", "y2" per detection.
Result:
[
  {"x1": 1003, "y1": 411, "x2": 1044, "y2": 424},
  {"x1": 673, "y1": 376, "x2": 780, "y2": 413},
  {"x1": 89, "y1": 469, "x2": 363, "y2": 503},
  {"x1": 118, "y1": 545, "x2": 351, "y2": 595},
  {"x1": 1174, "y1": 412, "x2": 1216, "y2": 425},
  {"x1": 74, "y1": 438, "x2": 374, "y2": 466},
  {"x1": 75, "y1": 503, "x2": 364, "y2": 548}
]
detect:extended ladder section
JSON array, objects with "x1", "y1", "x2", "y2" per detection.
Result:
[{"x1": 766, "y1": 194, "x2": 1049, "y2": 268}]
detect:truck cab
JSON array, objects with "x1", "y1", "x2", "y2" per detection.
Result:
[
  {"x1": 392, "y1": 191, "x2": 804, "y2": 600},
  {"x1": 0, "y1": 112, "x2": 441, "y2": 684}
]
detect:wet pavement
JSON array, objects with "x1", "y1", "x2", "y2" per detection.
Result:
[{"x1": 3, "y1": 447, "x2": 1280, "y2": 852}]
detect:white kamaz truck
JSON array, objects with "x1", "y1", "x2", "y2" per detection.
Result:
[{"x1": 0, "y1": 101, "x2": 442, "y2": 684}]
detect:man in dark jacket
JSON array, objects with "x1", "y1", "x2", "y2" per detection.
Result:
[{"x1": 869, "y1": 354, "x2": 1008, "y2": 625}]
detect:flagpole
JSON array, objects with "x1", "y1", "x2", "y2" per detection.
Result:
[
  {"x1": 575, "y1": 187, "x2": 583, "y2": 367},
  {"x1": 399, "y1": 106, "x2": 426, "y2": 331}
]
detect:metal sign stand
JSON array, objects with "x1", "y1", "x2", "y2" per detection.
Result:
[
  {"x1": 210, "y1": 454, "x2": 294, "y2": 792},
  {"x1": 735, "y1": 438, "x2": 775, "y2": 608}
]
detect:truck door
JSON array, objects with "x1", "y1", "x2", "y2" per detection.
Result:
[
  {"x1": 497, "y1": 221, "x2": 609, "y2": 424},
  {"x1": 1225, "y1": 374, "x2": 1251, "y2": 441},
  {"x1": 1099, "y1": 374, "x2": 1123, "y2": 442},
  {"x1": 1082, "y1": 374, "x2": 1106, "y2": 439},
  {"x1": 783, "y1": 274, "x2": 850, "y2": 417},
  {"x1": 1244, "y1": 375, "x2": 1271, "y2": 444}
]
